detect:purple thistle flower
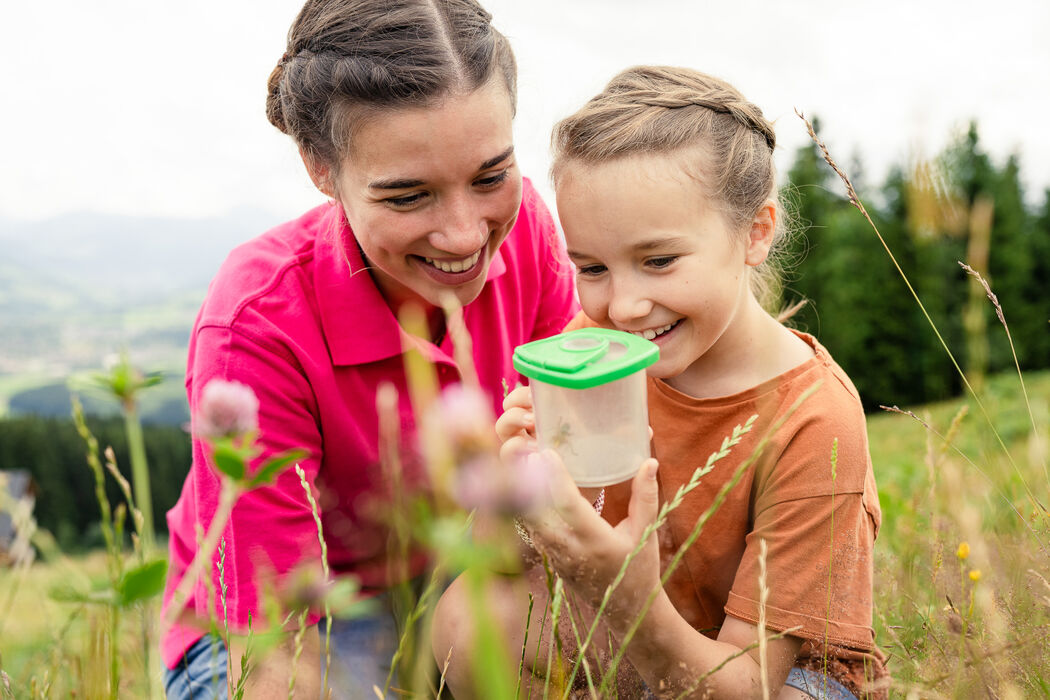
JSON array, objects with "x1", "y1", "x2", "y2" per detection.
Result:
[
  {"x1": 196, "y1": 379, "x2": 259, "y2": 439},
  {"x1": 436, "y1": 383, "x2": 496, "y2": 455},
  {"x1": 452, "y1": 457, "x2": 504, "y2": 513},
  {"x1": 504, "y1": 451, "x2": 552, "y2": 512},
  {"x1": 452, "y1": 452, "x2": 551, "y2": 515}
]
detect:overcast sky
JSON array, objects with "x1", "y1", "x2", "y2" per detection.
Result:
[{"x1": 2, "y1": 0, "x2": 1048, "y2": 224}]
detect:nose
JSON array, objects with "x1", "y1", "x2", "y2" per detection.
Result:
[
  {"x1": 607, "y1": 275, "x2": 654, "y2": 326},
  {"x1": 430, "y1": 193, "x2": 487, "y2": 256}
]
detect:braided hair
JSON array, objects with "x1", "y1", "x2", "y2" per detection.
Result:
[
  {"x1": 266, "y1": 0, "x2": 516, "y2": 174},
  {"x1": 552, "y1": 65, "x2": 788, "y2": 311}
]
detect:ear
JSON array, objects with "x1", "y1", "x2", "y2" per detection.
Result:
[
  {"x1": 299, "y1": 148, "x2": 336, "y2": 198},
  {"x1": 744, "y1": 200, "x2": 777, "y2": 267}
]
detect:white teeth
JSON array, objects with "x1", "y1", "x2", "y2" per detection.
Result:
[
  {"x1": 630, "y1": 322, "x2": 676, "y2": 341},
  {"x1": 423, "y1": 250, "x2": 481, "y2": 273}
]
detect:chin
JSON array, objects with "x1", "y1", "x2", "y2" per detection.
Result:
[
  {"x1": 455, "y1": 279, "x2": 488, "y2": 306},
  {"x1": 424, "y1": 278, "x2": 487, "y2": 309}
]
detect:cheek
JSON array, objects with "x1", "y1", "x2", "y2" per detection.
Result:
[
  {"x1": 490, "y1": 179, "x2": 524, "y2": 226},
  {"x1": 352, "y1": 212, "x2": 420, "y2": 256},
  {"x1": 577, "y1": 284, "x2": 610, "y2": 320}
]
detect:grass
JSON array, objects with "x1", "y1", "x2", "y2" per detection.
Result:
[
  {"x1": 866, "y1": 369, "x2": 1050, "y2": 695},
  {"x1": 868, "y1": 369, "x2": 1050, "y2": 549},
  {"x1": 0, "y1": 549, "x2": 162, "y2": 697},
  {"x1": 1, "y1": 367, "x2": 1047, "y2": 697}
]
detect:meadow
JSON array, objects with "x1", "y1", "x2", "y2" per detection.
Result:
[{"x1": 1, "y1": 362, "x2": 1047, "y2": 698}]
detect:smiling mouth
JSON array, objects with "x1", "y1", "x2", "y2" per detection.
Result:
[
  {"x1": 628, "y1": 319, "x2": 681, "y2": 341},
  {"x1": 422, "y1": 249, "x2": 482, "y2": 273}
]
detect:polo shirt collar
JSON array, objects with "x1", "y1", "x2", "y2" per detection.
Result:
[{"x1": 314, "y1": 204, "x2": 507, "y2": 366}]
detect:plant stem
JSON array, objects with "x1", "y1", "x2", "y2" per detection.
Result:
[
  {"x1": 287, "y1": 608, "x2": 309, "y2": 699},
  {"x1": 123, "y1": 403, "x2": 154, "y2": 553},
  {"x1": 296, "y1": 465, "x2": 332, "y2": 698},
  {"x1": 106, "y1": 605, "x2": 119, "y2": 700},
  {"x1": 162, "y1": 478, "x2": 241, "y2": 632}
]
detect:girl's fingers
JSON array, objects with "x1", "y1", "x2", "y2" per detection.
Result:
[
  {"x1": 625, "y1": 458, "x2": 660, "y2": 542},
  {"x1": 501, "y1": 384, "x2": 533, "y2": 412},
  {"x1": 495, "y1": 406, "x2": 534, "y2": 443},
  {"x1": 500, "y1": 434, "x2": 536, "y2": 463}
]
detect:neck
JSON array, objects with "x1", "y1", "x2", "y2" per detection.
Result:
[{"x1": 666, "y1": 297, "x2": 805, "y2": 399}]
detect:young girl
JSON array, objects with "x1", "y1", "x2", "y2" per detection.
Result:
[{"x1": 433, "y1": 66, "x2": 887, "y2": 698}]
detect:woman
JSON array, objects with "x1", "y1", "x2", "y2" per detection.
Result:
[{"x1": 159, "y1": 1, "x2": 577, "y2": 697}]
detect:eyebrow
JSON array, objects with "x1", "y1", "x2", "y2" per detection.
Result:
[
  {"x1": 632, "y1": 236, "x2": 688, "y2": 251},
  {"x1": 567, "y1": 236, "x2": 688, "y2": 260},
  {"x1": 479, "y1": 145, "x2": 515, "y2": 171},
  {"x1": 368, "y1": 146, "x2": 515, "y2": 191}
]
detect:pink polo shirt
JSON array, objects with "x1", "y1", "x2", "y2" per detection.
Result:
[{"x1": 161, "y1": 179, "x2": 578, "y2": 668}]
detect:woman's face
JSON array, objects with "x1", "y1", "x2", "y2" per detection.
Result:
[{"x1": 326, "y1": 79, "x2": 521, "y2": 313}]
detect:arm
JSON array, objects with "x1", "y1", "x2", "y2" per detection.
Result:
[
  {"x1": 179, "y1": 325, "x2": 326, "y2": 645},
  {"x1": 228, "y1": 626, "x2": 321, "y2": 698},
  {"x1": 521, "y1": 452, "x2": 802, "y2": 699}
]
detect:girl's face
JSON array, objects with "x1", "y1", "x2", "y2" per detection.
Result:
[
  {"x1": 319, "y1": 79, "x2": 521, "y2": 312},
  {"x1": 556, "y1": 153, "x2": 774, "y2": 396}
]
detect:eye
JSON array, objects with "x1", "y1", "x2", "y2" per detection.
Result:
[
  {"x1": 475, "y1": 169, "x2": 510, "y2": 189},
  {"x1": 646, "y1": 255, "x2": 678, "y2": 269},
  {"x1": 385, "y1": 192, "x2": 428, "y2": 209},
  {"x1": 575, "y1": 263, "x2": 607, "y2": 277}
]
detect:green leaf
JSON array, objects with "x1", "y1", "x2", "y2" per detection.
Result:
[
  {"x1": 48, "y1": 581, "x2": 93, "y2": 604},
  {"x1": 212, "y1": 444, "x2": 247, "y2": 481},
  {"x1": 48, "y1": 583, "x2": 117, "y2": 606},
  {"x1": 141, "y1": 372, "x2": 165, "y2": 389},
  {"x1": 116, "y1": 559, "x2": 168, "y2": 607},
  {"x1": 247, "y1": 449, "x2": 308, "y2": 488}
]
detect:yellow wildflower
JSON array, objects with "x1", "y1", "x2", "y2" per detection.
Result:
[
  {"x1": 956, "y1": 542, "x2": 970, "y2": 561},
  {"x1": 969, "y1": 569, "x2": 982, "y2": 582}
]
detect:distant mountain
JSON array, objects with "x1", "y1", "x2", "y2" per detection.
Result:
[
  {"x1": 0, "y1": 208, "x2": 282, "y2": 303},
  {"x1": 0, "y1": 207, "x2": 293, "y2": 382}
]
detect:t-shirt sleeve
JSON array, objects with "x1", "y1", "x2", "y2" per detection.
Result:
[
  {"x1": 724, "y1": 490, "x2": 879, "y2": 650},
  {"x1": 175, "y1": 323, "x2": 326, "y2": 633},
  {"x1": 723, "y1": 391, "x2": 881, "y2": 651},
  {"x1": 522, "y1": 182, "x2": 579, "y2": 341}
]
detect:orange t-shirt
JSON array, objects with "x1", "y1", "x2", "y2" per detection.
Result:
[{"x1": 599, "y1": 330, "x2": 887, "y2": 697}]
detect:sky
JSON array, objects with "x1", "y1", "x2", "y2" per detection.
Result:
[{"x1": 2, "y1": 0, "x2": 1048, "y2": 224}]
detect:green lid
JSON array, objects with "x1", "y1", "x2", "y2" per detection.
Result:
[{"x1": 513, "y1": 328, "x2": 659, "y2": 389}]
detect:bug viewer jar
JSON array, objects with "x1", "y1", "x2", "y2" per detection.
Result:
[{"x1": 513, "y1": 328, "x2": 659, "y2": 487}]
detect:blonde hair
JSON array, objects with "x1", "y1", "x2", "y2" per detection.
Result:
[{"x1": 551, "y1": 65, "x2": 788, "y2": 310}]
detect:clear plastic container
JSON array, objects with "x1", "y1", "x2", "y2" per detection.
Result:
[{"x1": 513, "y1": 328, "x2": 659, "y2": 487}]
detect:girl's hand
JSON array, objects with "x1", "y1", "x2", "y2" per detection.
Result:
[
  {"x1": 522, "y1": 450, "x2": 662, "y2": 624},
  {"x1": 495, "y1": 384, "x2": 536, "y2": 462}
]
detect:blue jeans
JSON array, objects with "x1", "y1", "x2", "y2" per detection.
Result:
[
  {"x1": 164, "y1": 612, "x2": 400, "y2": 700},
  {"x1": 637, "y1": 667, "x2": 857, "y2": 699},
  {"x1": 785, "y1": 667, "x2": 858, "y2": 699}
]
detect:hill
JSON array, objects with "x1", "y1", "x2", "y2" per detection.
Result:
[{"x1": 0, "y1": 208, "x2": 289, "y2": 419}]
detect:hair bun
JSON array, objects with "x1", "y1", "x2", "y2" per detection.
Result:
[{"x1": 266, "y1": 60, "x2": 288, "y2": 134}]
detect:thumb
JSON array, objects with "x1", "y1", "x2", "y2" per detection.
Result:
[{"x1": 625, "y1": 458, "x2": 660, "y2": 541}]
